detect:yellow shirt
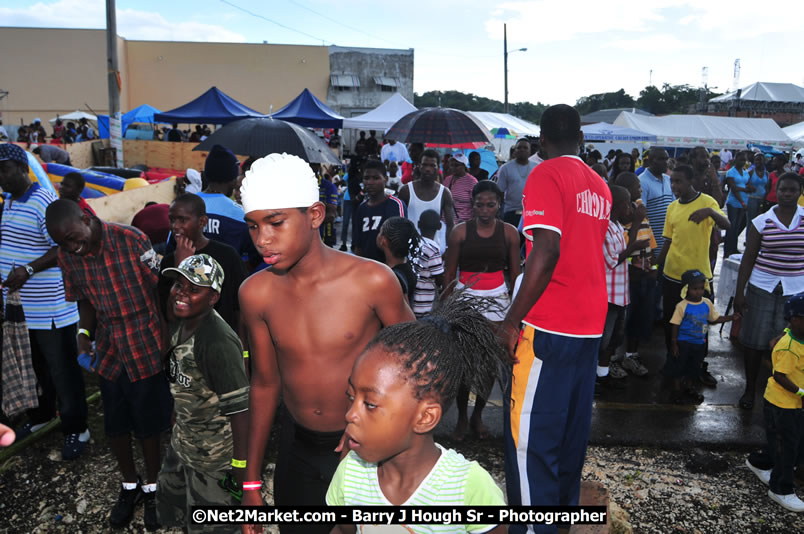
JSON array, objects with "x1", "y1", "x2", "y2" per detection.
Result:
[
  {"x1": 764, "y1": 329, "x2": 804, "y2": 409},
  {"x1": 798, "y1": 193, "x2": 803, "y2": 207},
  {"x1": 662, "y1": 193, "x2": 723, "y2": 282}
]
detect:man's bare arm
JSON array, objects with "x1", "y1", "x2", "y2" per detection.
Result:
[
  {"x1": 239, "y1": 278, "x2": 281, "y2": 518},
  {"x1": 229, "y1": 410, "x2": 249, "y2": 486},
  {"x1": 441, "y1": 223, "x2": 465, "y2": 299},
  {"x1": 441, "y1": 188, "x2": 456, "y2": 238},
  {"x1": 500, "y1": 229, "x2": 560, "y2": 357},
  {"x1": 504, "y1": 229, "x2": 560, "y2": 328},
  {"x1": 370, "y1": 264, "x2": 416, "y2": 326}
]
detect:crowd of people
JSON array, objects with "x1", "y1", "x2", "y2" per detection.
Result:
[{"x1": 1, "y1": 101, "x2": 804, "y2": 534}]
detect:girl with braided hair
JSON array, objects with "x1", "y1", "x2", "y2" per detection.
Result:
[
  {"x1": 326, "y1": 293, "x2": 510, "y2": 533},
  {"x1": 377, "y1": 216, "x2": 420, "y2": 309}
]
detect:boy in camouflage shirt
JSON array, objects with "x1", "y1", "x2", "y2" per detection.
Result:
[{"x1": 157, "y1": 254, "x2": 250, "y2": 533}]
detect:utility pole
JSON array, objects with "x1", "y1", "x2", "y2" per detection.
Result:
[
  {"x1": 504, "y1": 23, "x2": 508, "y2": 114},
  {"x1": 106, "y1": 0, "x2": 123, "y2": 167},
  {"x1": 503, "y1": 24, "x2": 526, "y2": 115}
]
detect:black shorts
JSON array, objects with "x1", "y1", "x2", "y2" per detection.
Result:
[
  {"x1": 274, "y1": 406, "x2": 342, "y2": 534},
  {"x1": 99, "y1": 371, "x2": 172, "y2": 439},
  {"x1": 663, "y1": 341, "x2": 706, "y2": 379}
]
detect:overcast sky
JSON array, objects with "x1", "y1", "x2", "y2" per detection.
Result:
[{"x1": 4, "y1": 0, "x2": 803, "y2": 108}]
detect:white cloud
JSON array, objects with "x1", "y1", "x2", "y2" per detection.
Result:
[
  {"x1": 484, "y1": 1, "x2": 675, "y2": 44},
  {"x1": 0, "y1": 0, "x2": 246, "y2": 42},
  {"x1": 605, "y1": 34, "x2": 700, "y2": 52}
]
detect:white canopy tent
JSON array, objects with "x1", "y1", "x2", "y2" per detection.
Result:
[
  {"x1": 342, "y1": 93, "x2": 417, "y2": 130},
  {"x1": 49, "y1": 111, "x2": 97, "y2": 123},
  {"x1": 614, "y1": 112, "x2": 793, "y2": 151},
  {"x1": 783, "y1": 121, "x2": 804, "y2": 149},
  {"x1": 467, "y1": 112, "x2": 540, "y2": 158},
  {"x1": 467, "y1": 111, "x2": 540, "y2": 137}
]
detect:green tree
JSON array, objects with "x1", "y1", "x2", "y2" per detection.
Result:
[
  {"x1": 575, "y1": 89, "x2": 635, "y2": 116},
  {"x1": 413, "y1": 91, "x2": 547, "y2": 123}
]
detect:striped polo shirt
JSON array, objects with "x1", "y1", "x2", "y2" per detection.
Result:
[
  {"x1": 750, "y1": 206, "x2": 804, "y2": 295},
  {"x1": 326, "y1": 444, "x2": 504, "y2": 533},
  {"x1": 639, "y1": 169, "x2": 674, "y2": 254},
  {"x1": 0, "y1": 184, "x2": 78, "y2": 329}
]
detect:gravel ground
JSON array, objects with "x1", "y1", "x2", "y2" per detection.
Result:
[{"x1": 2, "y1": 405, "x2": 804, "y2": 534}]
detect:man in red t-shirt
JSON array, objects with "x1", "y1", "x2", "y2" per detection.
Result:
[{"x1": 501, "y1": 105, "x2": 611, "y2": 531}]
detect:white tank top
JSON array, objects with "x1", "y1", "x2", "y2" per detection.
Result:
[{"x1": 408, "y1": 183, "x2": 447, "y2": 253}]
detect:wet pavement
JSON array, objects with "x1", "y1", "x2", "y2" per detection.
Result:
[
  {"x1": 434, "y1": 246, "x2": 769, "y2": 451},
  {"x1": 331, "y1": 216, "x2": 766, "y2": 451},
  {"x1": 434, "y1": 327, "x2": 768, "y2": 451}
]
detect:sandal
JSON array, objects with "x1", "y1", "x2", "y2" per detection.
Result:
[{"x1": 739, "y1": 393, "x2": 754, "y2": 410}]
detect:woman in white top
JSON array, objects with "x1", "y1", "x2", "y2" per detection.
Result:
[{"x1": 734, "y1": 173, "x2": 804, "y2": 410}]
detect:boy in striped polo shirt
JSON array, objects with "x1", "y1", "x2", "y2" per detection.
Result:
[{"x1": 0, "y1": 143, "x2": 89, "y2": 460}]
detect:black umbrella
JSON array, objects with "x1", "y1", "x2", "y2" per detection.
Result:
[
  {"x1": 193, "y1": 118, "x2": 341, "y2": 165},
  {"x1": 384, "y1": 108, "x2": 493, "y2": 148}
]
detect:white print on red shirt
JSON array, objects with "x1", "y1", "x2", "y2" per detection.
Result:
[{"x1": 576, "y1": 189, "x2": 611, "y2": 220}]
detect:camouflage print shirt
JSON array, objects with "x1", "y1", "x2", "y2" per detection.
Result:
[{"x1": 167, "y1": 309, "x2": 249, "y2": 473}]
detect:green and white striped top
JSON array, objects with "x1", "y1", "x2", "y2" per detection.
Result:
[{"x1": 326, "y1": 443, "x2": 504, "y2": 533}]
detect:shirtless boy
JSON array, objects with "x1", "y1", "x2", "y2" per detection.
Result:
[{"x1": 238, "y1": 154, "x2": 414, "y2": 533}]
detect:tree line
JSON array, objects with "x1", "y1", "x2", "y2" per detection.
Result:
[{"x1": 414, "y1": 84, "x2": 723, "y2": 124}]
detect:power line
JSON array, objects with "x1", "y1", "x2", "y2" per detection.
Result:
[
  {"x1": 218, "y1": 0, "x2": 331, "y2": 45},
  {"x1": 286, "y1": 0, "x2": 397, "y2": 47},
  {"x1": 219, "y1": 0, "x2": 497, "y2": 59}
]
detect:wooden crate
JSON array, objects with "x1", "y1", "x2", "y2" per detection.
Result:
[{"x1": 122, "y1": 140, "x2": 243, "y2": 171}]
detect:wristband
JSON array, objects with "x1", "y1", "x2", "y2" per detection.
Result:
[
  {"x1": 231, "y1": 458, "x2": 247, "y2": 468},
  {"x1": 242, "y1": 481, "x2": 262, "y2": 491},
  {"x1": 796, "y1": 388, "x2": 804, "y2": 398},
  {"x1": 77, "y1": 328, "x2": 91, "y2": 338},
  {"x1": 243, "y1": 350, "x2": 249, "y2": 359}
]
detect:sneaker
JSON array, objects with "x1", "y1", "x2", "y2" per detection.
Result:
[
  {"x1": 15, "y1": 421, "x2": 49, "y2": 441},
  {"x1": 622, "y1": 354, "x2": 649, "y2": 377},
  {"x1": 338, "y1": 243, "x2": 348, "y2": 252},
  {"x1": 768, "y1": 489, "x2": 804, "y2": 512},
  {"x1": 109, "y1": 480, "x2": 143, "y2": 528},
  {"x1": 746, "y1": 459, "x2": 771, "y2": 486},
  {"x1": 609, "y1": 361, "x2": 628, "y2": 379},
  {"x1": 62, "y1": 429, "x2": 90, "y2": 460},
  {"x1": 700, "y1": 362, "x2": 718, "y2": 388},
  {"x1": 142, "y1": 491, "x2": 160, "y2": 531}
]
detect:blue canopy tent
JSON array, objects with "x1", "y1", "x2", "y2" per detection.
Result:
[
  {"x1": 153, "y1": 87, "x2": 265, "y2": 125},
  {"x1": 271, "y1": 88, "x2": 343, "y2": 129},
  {"x1": 581, "y1": 122, "x2": 657, "y2": 142},
  {"x1": 122, "y1": 104, "x2": 163, "y2": 134}
]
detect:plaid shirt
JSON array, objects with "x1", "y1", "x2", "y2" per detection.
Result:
[
  {"x1": 58, "y1": 222, "x2": 164, "y2": 382},
  {"x1": 603, "y1": 219, "x2": 629, "y2": 307}
]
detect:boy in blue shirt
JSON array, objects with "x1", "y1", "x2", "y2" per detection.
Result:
[{"x1": 668, "y1": 270, "x2": 737, "y2": 404}]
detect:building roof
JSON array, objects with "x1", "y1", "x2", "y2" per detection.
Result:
[
  {"x1": 329, "y1": 45, "x2": 413, "y2": 56},
  {"x1": 709, "y1": 82, "x2": 804, "y2": 103},
  {"x1": 580, "y1": 108, "x2": 653, "y2": 124}
]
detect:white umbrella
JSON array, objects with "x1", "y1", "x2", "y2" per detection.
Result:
[{"x1": 49, "y1": 111, "x2": 97, "y2": 123}]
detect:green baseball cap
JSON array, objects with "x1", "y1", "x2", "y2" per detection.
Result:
[{"x1": 162, "y1": 254, "x2": 224, "y2": 293}]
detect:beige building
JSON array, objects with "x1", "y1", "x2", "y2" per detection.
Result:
[{"x1": 0, "y1": 27, "x2": 330, "y2": 127}]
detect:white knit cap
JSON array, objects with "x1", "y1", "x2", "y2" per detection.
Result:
[{"x1": 240, "y1": 153, "x2": 319, "y2": 214}]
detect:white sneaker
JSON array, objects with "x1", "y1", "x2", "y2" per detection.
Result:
[
  {"x1": 768, "y1": 489, "x2": 804, "y2": 512},
  {"x1": 609, "y1": 361, "x2": 628, "y2": 379},
  {"x1": 745, "y1": 459, "x2": 771, "y2": 486},
  {"x1": 622, "y1": 354, "x2": 649, "y2": 376}
]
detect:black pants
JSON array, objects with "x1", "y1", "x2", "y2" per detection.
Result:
[
  {"x1": 763, "y1": 401, "x2": 804, "y2": 495},
  {"x1": 274, "y1": 407, "x2": 342, "y2": 534},
  {"x1": 26, "y1": 323, "x2": 88, "y2": 434}
]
